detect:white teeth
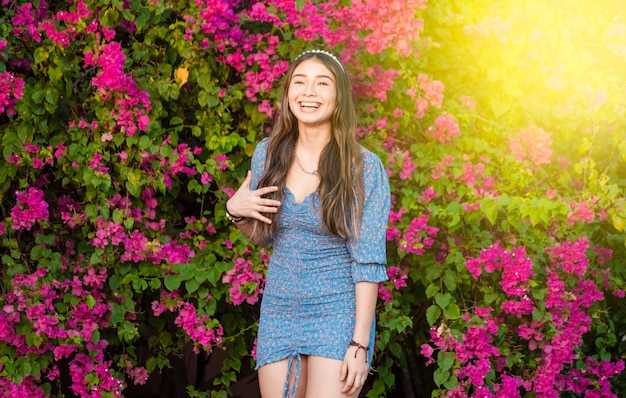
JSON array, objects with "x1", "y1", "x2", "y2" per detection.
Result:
[{"x1": 300, "y1": 102, "x2": 320, "y2": 108}]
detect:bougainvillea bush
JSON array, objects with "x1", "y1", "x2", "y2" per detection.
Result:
[{"x1": 1, "y1": 0, "x2": 625, "y2": 397}]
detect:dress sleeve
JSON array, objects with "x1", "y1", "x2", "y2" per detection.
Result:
[
  {"x1": 250, "y1": 137, "x2": 269, "y2": 190},
  {"x1": 347, "y1": 151, "x2": 391, "y2": 283}
]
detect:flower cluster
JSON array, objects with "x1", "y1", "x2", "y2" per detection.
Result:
[
  {"x1": 10, "y1": 2, "x2": 45, "y2": 43},
  {"x1": 508, "y1": 126, "x2": 553, "y2": 165},
  {"x1": 86, "y1": 41, "x2": 152, "y2": 136},
  {"x1": 335, "y1": 0, "x2": 427, "y2": 59},
  {"x1": 222, "y1": 257, "x2": 265, "y2": 305},
  {"x1": 121, "y1": 356, "x2": 149, "y2": 386},
  {"x1": 69, "y1": 352, "x2": 124, "y2": 397},
  {"x1": 421, "y1": 238, "x2": 624, "y2": 397},
  {"x1": 397, "y1": 212, "x2": 439, "y2": 255},
  {"x1": 10, "y1": 187, "x2": 49, "y2": 230},
  {"x1": 567, "y1": 201, "x2": 595, "y2": 225},
  {"x1": 353, "y1": 65, "x2": 401, "y2": 102},
  {"x1": 425, "y1": 114, "x2": 462, "y2": 143},
  {"x1": 174, "y1": 302, "x2": 224, "y2": 354},
  {"x1": 0, "y1": 375, "x2": 47, "y2": 398},
  {"x1": 408, "y1": 73, "x2": 445, "y2": 118},
  {"x1": 0, "y1": 71, "x2": 25, "y2": 116},
  {"x1": 378, "y1": 266, "x2": 409, "y2": 304}
]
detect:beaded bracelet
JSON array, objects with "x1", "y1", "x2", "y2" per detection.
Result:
[
  {"x1": 349, "y1": 339, "x2": 369, "y2": 362},
  {"x1": 225, "y1": 202, "x2": 245, "y2": 223}
]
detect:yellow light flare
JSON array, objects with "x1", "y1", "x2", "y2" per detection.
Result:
[{"x1": 431, "y1": 1, "x2": 626, "y2": 128}]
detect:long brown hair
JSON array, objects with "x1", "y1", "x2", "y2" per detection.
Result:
[{"x1": 250, "y1": 51, "x2": 364, "y2": 244}]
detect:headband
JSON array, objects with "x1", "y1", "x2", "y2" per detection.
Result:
[{"x1": 295, "y1": 49, "x2": 345, "y2": 72}]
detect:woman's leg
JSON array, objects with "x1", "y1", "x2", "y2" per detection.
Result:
[
  {"x1": 305, "y1": 356, "x2": 362, "y2": 398},
  {"x1": 258, "y1": 356, "x2": 308, "y2": 398}
]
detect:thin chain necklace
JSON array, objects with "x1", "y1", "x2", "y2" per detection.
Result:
[{"x1": 294, "y1": 145, "x2": 319, "y2": 176}]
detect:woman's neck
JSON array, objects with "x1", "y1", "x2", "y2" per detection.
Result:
[{"x1": 296, "y1": 125, "x2": 331, "y2": 154}]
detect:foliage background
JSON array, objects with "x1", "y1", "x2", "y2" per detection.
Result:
[{"x1": 0, "y1": 0, "x2": 625, "y2": 397}]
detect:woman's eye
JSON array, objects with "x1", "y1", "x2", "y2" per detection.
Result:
[{"x1": 318, "y1": 81, "x2": 329, "y2": 86}]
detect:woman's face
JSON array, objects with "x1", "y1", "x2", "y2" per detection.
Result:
[{"x1": 287, "y1": 58, "x2": 337, "y2": 129}]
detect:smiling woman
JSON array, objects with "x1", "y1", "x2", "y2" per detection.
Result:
[{"x1": 225, "y1": 50, "x2": 391, "y2": 398}]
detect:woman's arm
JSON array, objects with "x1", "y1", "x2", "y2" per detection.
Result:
[
  {"x1": 340, "y1": 152, "x2": 391, "y2": 394},
  {"x1": 351, "y1": 281, "x2": 378, "y2": 348},
  {"x1": 340, "y1": 281, "x2": 378, "y2": 395}
]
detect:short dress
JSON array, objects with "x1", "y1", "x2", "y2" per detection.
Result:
[{"x1": 251, "y1": 138, "x2": 390, "y2": 397}]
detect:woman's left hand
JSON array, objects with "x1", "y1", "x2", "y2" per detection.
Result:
[{"x1": 339, "y1": 345, "x2": 369, "y2": 396}]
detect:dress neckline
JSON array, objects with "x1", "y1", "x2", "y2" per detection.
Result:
[{"x1": 285, "y1": 186, "x2": 315, "y2": 205}]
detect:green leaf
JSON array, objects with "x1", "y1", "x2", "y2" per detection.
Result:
[
  {"x1": 139, "y1": 136, "x2": 151, "y2": 149},
  {"x1": 435, "y1": 292, "x2": 451, "y2": 309},
  {"x1": 44, "y1": 87, "x2": 59, "y2": 105},
  {"x1": 31, "y1": 90, "x2": 45, "y2": 104},
  {"x1": 437, "y1": 351, "x2": 455, "y2": 372},
  {"x1": 150, "y1": 278, "x2": 162, "y2": 290},
  {"x1": 164, "y1": 275, "x2": 181, "y2": 291},
  {"x1": 109, "y1": 274, "x2": 122, "y2": 291},
  {"x1": 443, "y1": 270, "x2": 457, "y2": 291},
  {"x1": 185, "y1": 279, "x2": 200, "y2": 294},
  {"x1": 426, "y1": 305, "x2": 441, "y2": 325},
  {"x1": 111, "y1": 303, "x2": 124, "y2": 325},
  {"x1": 480, "y1": 198, "x2": 498, "y2": 225},
  {"x1": 425, "y1": 283, "x2": 439, "y2": 298},
  {"x1": 443, "y1": 375, "x2": 459, "y2": 390},
  {"x1": 33, "y1": 47, "x2": 49, "y2": 64},
  {"x1": 180, "y1": 264, "x2": 196, "y2": 281},
  {"x1": 433, "y1": 368, "x2": 450, "y2": 387},
  {"x1": 444, "y1": 303, "x2": 461, "y2": 319},
  {"x1": 484, "y1": 292, "x2": 498, "y2": 304}
]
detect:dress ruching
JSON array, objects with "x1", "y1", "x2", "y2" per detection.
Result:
[{"x1": 251, "y1": 138, "x2": 390, "y2": 396}]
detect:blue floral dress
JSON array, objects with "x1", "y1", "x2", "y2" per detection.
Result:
[{"x1": 251, "y1": 138, "x2": 390, "y2": 397}]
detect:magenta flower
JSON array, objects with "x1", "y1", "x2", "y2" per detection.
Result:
[
  {"x1": 222, "y1": 257, "x2": 265, "y2": 305},
  {"x1": 10, "y1": 187, "x2": 49, "y2": 230}
]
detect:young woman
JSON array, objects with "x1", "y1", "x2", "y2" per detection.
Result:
[{"x1": 224, "y1": 50, "x2": 390, "y2": 398}]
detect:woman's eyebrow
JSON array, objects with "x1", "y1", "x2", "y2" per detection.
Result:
[{"x1": 292, "y1": 73, "x2": 335, "y2": 81}]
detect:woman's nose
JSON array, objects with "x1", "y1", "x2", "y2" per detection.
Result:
[{"x1": 304, "y1": 84, "x2": 316, "y2": 96}]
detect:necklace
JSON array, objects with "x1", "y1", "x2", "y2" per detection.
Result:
[{"x1": 294, "y1": 146, "x2": 319, "y2": 176}]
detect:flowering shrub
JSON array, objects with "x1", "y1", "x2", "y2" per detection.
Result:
[{"x1": 1, "y1": 0, "x2": 626, "y2": 397}]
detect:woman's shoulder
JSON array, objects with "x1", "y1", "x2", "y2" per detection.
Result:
[
  {"x1": 257, "y1": 136, "x2": 270, "y2": 151},
  {"x1": 252, "y1": 136, "x2": 270, "y2": 159},
  {"x1": 359, "y1": 145, "x2": 384, "y2": 168}
]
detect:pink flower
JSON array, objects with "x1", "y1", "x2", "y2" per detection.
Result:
[
  {"x1": 11, "y1": 187, "x2": 49, "y2": 230},
  {"x1": 222, "y1": 258, "x2": 264, "y2": 305},
  {"x1": 566, "y1": 201, "x2": 594, "y2": 225},
  {"x1": 126, "y1": 366, "x2": 149, "y2": 385},
  {"x1": 425, "y1": 113, "x2": 461, "y2": 143},
  {"x1": 475, "y1": 307, "x2": 493, "y2": 317},
  {"x1": 460, "y1": 95, "x2": 475, "y2": 110},
  {"x1": 420, "y1": 343, "x2": 434, "y2": 360},
  {"x1": 508, "y1": 126, "x2": 553, "y2": 165},
  {"x1": 398, "y1": 152, "x2": 417, "y2": 180},
  {"x1": 138, "y1": 115, "x2": 150, "y2": 131},
  {"x1": 201, "y1": 172, "x2": 213, "y2": 184},
  {"x1": 378, "y1": 284, "x2": 392, "y2": 304},
  {"x1": 0, "y1": 71, "x2": 25, "y2": 116},
  {"x1": 387, "y1": 266, "x2": 408, "y2": 289}
]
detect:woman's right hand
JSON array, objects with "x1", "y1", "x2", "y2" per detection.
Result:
[{"x1": 226, "y1": 171, "x2": 281, "y2": 224}]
